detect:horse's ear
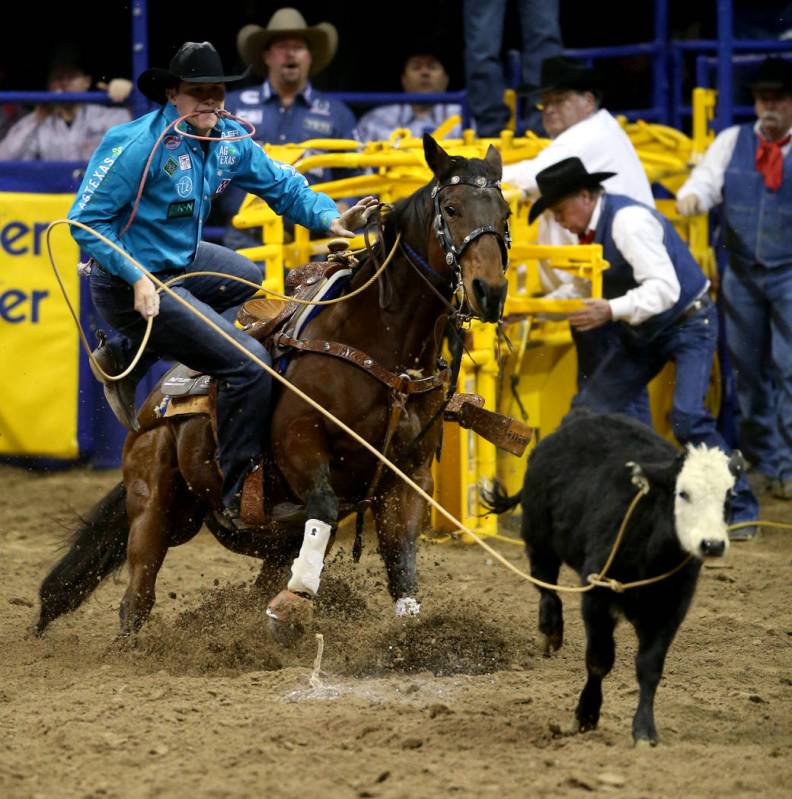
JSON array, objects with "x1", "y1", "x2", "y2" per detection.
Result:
[
  {"x1": 484, "y1": 144, "x2": 502, "y2": 177},
  {"x1": 423, "y1": 133, "x2": 453, "y2": 178}
]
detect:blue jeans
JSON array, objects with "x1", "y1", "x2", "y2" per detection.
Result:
[
  {"x1": 463, "y1": 0, "x2": 562, "y2": 136},
  {"x1": 90, "y1": 242, "x2": 271, "y2": 508},
  {"x1": 722, "y1": 260, "x2": 792, "y2": 483},
  {"x1": 572, "y1": 324, "x2": 651, "y2": 425},
  {"x1": 574, "y1": 304, "x2": 759, "y2": 523}
]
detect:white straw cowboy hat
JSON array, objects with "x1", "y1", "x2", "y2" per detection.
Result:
[{"x1": 237, "y1": 7, "x2": 339, "y2": 77}]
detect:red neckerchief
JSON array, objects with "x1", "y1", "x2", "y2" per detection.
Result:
[
  {"x1": 578, "y1": 229, "x2": 595, "y2": 244},
  {"x1": 755, "y1": 131, "x2": 791, "y2": 191}
]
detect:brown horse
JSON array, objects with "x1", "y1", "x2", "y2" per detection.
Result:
[{"x1": 35, "y1": 135, "x2": 510, "y2": 642}]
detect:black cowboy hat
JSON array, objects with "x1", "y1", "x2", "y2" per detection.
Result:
[
  {"x1": 137, "y1": 41, "x2": 249, "y2": 104},
  {"x1": 528, "y1": 157, "x2": 615, "y2": 223},
  {"x1": 535, "y1": 56, "x2": 603, "y2": 98},
  {"x1": 748, "y1": 57, "x2": 792, "y2": 93}
]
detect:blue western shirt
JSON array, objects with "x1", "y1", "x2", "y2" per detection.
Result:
[
  {"x1": 723, "y1": 123, "x2": 792, "y2": 269},
  {"x1": 356, "y1": 103, "x2": 463, "y2": 142},
  {"x1": 69, "y1": 102, "x2": 339, "y2": 285}
]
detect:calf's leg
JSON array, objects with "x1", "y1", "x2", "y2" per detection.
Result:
[
  {"x1": 575, "y1": 592, "x2": 617, "y2": 732},
  {"x1": 529, "y1": 548, "x2": 564, "y2": 654},
  {"x1": 631, "y1": 618, "x2": 679, "y2": 746}
]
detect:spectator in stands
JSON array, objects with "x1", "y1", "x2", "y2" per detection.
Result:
[
  {"x1": 0, "y1": 64, "x2": 23, "y2": 141},
  {"x1": 0, "y1": 53, "x2": 131, "y2": 161},
  {"x1": 221, "y1": 7, "x2": 357, "y2": 249},
  {"x1": 356, "y1": 51, "x2": 463, "y2": 142},
  {"x1": 502, "y1": 56, "x2": 653, "y2": 416},
  {"x1": 531, "y1": 157, "x2": 759, "y2": 539},
  {"x1": 463, "y1": 0, "x2": 562, "y2": 136},
  {"x1": 676, "y1": 56, "x2": 792, "y2": 501}
]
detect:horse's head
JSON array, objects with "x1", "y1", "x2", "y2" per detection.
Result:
[{"x1": 423, "y1": 133, "x2": 510, "y2": 323}]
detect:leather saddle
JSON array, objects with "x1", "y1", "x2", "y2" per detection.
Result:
[{"x1": 240, "y1": 261, "x2": 350, "y2": 351}]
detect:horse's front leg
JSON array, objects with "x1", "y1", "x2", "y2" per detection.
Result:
[
  {"x1": 372, "y1": 459, "x2": 433, "y2": 618},
  {"x1": 267, "y1": 434, "x2": 339, "y2": 645}
]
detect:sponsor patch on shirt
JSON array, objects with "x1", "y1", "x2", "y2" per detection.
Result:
[
  {"x1": 176, "y1": 176, "x2": 193, "y2": 197},
  {"x1": 163, "y1": 157, "x2": 178, "y2": 176},
  {"x1": 303, "y1": 117, "x2": 332, "y2": 135},
  {"x1": 178, "y1": 154, "x2": 191, "y2": 171},
  {"x1": 77, "y1": 153, "x2": 121, "y2": 210},
  {"x1": 217, "y1": 144, "x2": 238, "y2": 166},
  {"x1": 164, "y1": 135, "x2": 182, "y2": 150},
  {"x1": 215, "y1": 178, "x2": 231, "y2": 195},
  {"x1": 167, "y1": 199, "x2": 195, "y2": 219}
]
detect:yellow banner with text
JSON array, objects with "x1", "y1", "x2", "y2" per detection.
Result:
[{"x1": 0, "y1": 193, "x2": 79, "y2": 458}]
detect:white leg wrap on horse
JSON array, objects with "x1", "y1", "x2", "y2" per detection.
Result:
[
  {"x1": 395, "y1": 597, "x2": 421, "y2": 617},
  {"x1": 287, "y1": 519, "x2": 332, "y2": 597}
]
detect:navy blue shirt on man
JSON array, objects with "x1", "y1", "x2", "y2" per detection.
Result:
[{"x1": 220, "y1": 80, "x2": 357, "y2": 248}]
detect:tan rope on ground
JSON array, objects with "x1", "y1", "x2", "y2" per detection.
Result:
[{"x1": 47, "y1": 219, "x2": 781, "y2": 595}]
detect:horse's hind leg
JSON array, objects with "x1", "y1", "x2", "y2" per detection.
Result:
[
  {"x1": 372, "y1": 461, "x2": 433, "y2": 617},
  {"x1": 120, "y1": 427, "x2": 204, "y2": 635}
]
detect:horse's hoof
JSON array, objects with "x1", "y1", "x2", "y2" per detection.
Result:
[
  {"x1": 634, "y1": 737, "x2": 657, "y2": 749},
  {"x1": 395, "y1": 597, "x2": 421, "y2": 617},
  {"x1": 266, "y1": 590, "x2": 314, "y2": 647}
]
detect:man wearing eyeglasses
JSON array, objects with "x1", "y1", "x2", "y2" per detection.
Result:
[{"x1": 502, "y1": 56, "x2": 653, "y2": 415}]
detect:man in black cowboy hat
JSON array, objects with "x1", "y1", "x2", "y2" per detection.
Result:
[
  {"x1": 532, "y1": 156, "x2": 759, "y2": 538},
  {"x1": 503, "y1": 55, "x2": 653, "y2": 418},
  {"x1": 67, "y1": 41, "x2": 375, "y2": 528},
  {"x1": 677, "y1": 56, "x2": 792, "y2": 502},
  {"x1": 221, "y1": 8, "x2": 357, "y2": 249}
]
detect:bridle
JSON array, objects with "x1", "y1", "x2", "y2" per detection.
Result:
[
  {"x1": 395, "y1": 173, "x2": 511, "y2": 325},
  {"x1": 431, "y1": 174, "x2": 511, "y2": 292}
]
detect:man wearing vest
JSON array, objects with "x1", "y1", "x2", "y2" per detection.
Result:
[
  {"x1": 530, "y1": 157, "x2": 759, "y2": 539},
  {"x1": 677, "y1": 57, "x2": 792, "y2": 502},
  {"x1": 502, "y1": 56, "x2": 652, "y2": 420}
]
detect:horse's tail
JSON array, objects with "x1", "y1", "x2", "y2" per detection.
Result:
[
  {"x1": 35, "y1": 482, "x2": 129, "y2": 635},
  {"x1": 480, "y1": 479, "x2": 521, "y2": 515}
]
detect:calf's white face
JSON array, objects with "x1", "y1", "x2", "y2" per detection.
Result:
[{"x1": 674, "y1": 445, "x2": 735, "y2": 558}]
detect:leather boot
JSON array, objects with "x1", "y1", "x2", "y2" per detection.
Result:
[{"x1": 90, "y1": 332, "x2": 140, "y2": 432}]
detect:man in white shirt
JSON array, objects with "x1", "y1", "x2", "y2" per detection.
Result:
[
  {"x1": 356, "y1": 52, "x2": 462, "y2": 142},
  {"x1": 676, "y1": 57, "x2": 792, "y2": 501},
  {"x1": 503, "y1": 56, "x2": 653, "y2": 416},
  {"x1": 532, "y1": 157, "x2": 759, "y2": 538}
]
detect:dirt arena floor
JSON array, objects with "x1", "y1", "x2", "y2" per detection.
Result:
[{"x1": 1, "y1": 463, "x2": 791, "y2": 798}]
